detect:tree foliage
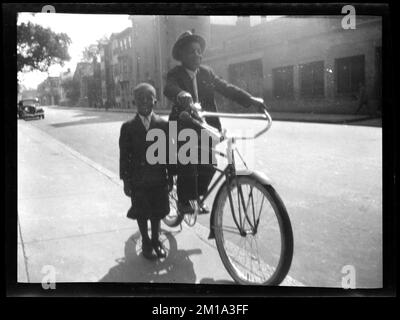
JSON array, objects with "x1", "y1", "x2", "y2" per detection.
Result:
[
  {"x1": 82, "y1": 44, "x2": 99, "y2": 63},
  {"x1": 17, "y1": 22, "x2": 71, "y2": 73},
  {"x1": 82, "y1": 36, "x2": 108, "y2": 62}
]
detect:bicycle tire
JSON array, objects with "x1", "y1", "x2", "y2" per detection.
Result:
[{"x1": 213, "y1": 176, "x2": 293, "y2": 285}]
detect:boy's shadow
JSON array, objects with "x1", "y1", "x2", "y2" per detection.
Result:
[{"x1": 99, "y1": 229, "x2": 202, "y2": 283}]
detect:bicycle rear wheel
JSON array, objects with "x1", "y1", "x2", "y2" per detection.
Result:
[{"x1": 213, "y1": 176, "x2": 293, "y2": 285}]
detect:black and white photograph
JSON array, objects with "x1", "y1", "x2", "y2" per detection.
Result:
[{"x1": 5, "y1": 3, "x2": 395, "y2": 299}]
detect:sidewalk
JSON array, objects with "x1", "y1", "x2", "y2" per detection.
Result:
[
  {"x1": 48, "y1": 105, "x2": 381, "y2": 126},
  {"x1": 17, "y1": 121, "x2": 303, "y2": 286}
]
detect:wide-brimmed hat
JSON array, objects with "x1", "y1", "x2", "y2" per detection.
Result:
[{"x1": 172, "y1": 30, "x2": 206, "y2": 61}]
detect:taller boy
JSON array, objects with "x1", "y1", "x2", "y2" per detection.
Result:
[{"x1": 164, "y1": 30, "x2": 266, "y2": 214}]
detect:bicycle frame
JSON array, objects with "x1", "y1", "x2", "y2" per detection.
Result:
[{"x1": 188, "y1": 107, "x2": 274, "y2": 239}]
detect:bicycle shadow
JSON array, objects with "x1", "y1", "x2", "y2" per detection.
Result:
[
  {"x1": 199, "y1": 278, "x2": 236, "y2": 285},
  {"x1": 99, "y1": 229, "x2": 202, "y2": 283}
]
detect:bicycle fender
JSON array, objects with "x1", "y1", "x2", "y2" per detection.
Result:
[
  {"x1": 208, "y1": 170, "x2": 273, "y2": 239},
  {"x1": 236, "y1": 170, "x2": 274, "y2": 186}
]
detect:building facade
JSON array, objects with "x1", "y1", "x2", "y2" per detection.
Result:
[
  {"x1": 59, "y1": 68, "x2": 72, "y2": 106},
  {"x1": 73, "y1": 62, "x2": 92, "y2": 107},
  {"x1": 37, "y1": 76, "x2": 61, "y2": 106},
  {"x1": 203, "y1": 16, "x2": 382, "y2": 114},
  {"x1": 97, "y1": 15, "x2": 381, "y2": 115},
  {"x1": 99, "y1": 41, "x2": 115, "y2": 107},
  {"x1": 109, "y1": 27, "x2": 134, "y2": 109}
]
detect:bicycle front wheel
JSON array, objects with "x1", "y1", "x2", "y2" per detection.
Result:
[{"x1": 213, "y1": 176, "x2": 293, "y2": 285}]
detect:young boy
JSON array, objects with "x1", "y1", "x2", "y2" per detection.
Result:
[
  {"x1": 119, "y1": 83, "x2": 171, "y2": 260},
  {"x1": 164, "y1": 30, "x2": 266, "y2": 214}
]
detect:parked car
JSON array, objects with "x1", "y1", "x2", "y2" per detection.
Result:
[{"x1": 18, "y1": 98, "x2": 44, "y2": 120}]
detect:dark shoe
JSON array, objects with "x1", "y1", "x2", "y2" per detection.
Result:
[
  {"x1": 199, "y1": 203, "x2": 210, "y2": 214},
  {"x1": 142, "y1": 240, "x2": 157, "y2": 260},
  {"x1": 178, "y1": 201, "x2": 194, "y2": 215},
  {"x1": 152, "y1": 240, "x2": 167, "y2": 259}
]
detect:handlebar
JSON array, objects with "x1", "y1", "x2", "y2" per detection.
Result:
[{"x1": 196, "y1": 107, "x2": 272, "y2": 141}]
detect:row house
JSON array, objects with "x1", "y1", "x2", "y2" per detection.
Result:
[{"x1": 109, "y1": 27, "x2": 134, "y2": 109}]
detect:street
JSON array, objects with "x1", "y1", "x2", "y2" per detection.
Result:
[{"x1": 18, "y1": 106, "x2": 382, "y2": 288}]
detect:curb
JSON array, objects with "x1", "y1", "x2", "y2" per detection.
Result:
[
  {"x1": 46, "y1": 105, "x2": 170, "y2": 115},
  {"x1": 45, "y1": 105, "x2": 379, "y2": 125}
]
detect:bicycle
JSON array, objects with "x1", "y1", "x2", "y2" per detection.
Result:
[{"x1": 163, "y1": 101, "x2": 294, "y2": 286}]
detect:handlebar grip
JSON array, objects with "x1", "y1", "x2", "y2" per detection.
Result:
[{"x1": 179, "y1": 111, "x2": 224, "y2": 143}]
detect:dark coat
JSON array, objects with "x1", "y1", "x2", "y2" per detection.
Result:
[
  {"x1": 119, "y1": 113, "x2": 170, "y2": 220},
  {"x1": 164, "y1": 64, "x2": 254, "y2": 131},
  {"x1": 163, "y1": 64, "x2": 255, "y2": 201}
]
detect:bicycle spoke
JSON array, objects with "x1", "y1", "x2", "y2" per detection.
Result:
[
  {"x1": 253, "y1": 235, "x2": 267, "y2": 281},
  {"x1": 243, "y1": 185, "x2": 256, "y2": 230},
  {"x1": 256, "y1": 192, "x2": 265, "y2": 227}
]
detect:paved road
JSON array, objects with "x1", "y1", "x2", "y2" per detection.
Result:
[{"x1": 20, "y1": 106, "x2": 382, "y2": 288}]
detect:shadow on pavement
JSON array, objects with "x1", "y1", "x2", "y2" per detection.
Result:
[
  {"x1": 50, "y1": 111, "x2": 132, "y2": 128},
  {"x1": 99, "y1": 229, "x2": 202, "y2": 283},
  {"x1": 199, "y1": 278, "x2": 235, "y2": 285}
]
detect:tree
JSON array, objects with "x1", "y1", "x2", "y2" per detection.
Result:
[
  {"x1": 82, "y1": 44, "x2": 99, "y2": 63},
  {"x1": 82, "y1": 36, "x2": 108, "y2": 63},
  {"x1": 17, "y1": 22, "x2": 71, "y2": 73}
]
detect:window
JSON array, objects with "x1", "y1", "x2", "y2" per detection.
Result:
[
  {"x1": 272, "y1": 66, "x2": 294, "y2": 98},
  {"x1": 335, "y1": 55, "x2": 365, "y2": 94},
  {"x1": 228, "y1": 59, "x2": 263, "y2": 96},
  {"x1": 299, "y1": 61, "x2": 324, "y2": 97}
]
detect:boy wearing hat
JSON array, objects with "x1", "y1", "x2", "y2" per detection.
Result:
[
  {"x1": 119, "y1": 83, "x2": 172, "y2": 260},
  {"x1": 164, "y1": 30, "x2": 266, "y2": 214}
]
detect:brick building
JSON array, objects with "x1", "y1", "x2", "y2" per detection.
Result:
[
  {"x1": 204, "y1": 16, "x2": 382, "y2": 114},
  {"x1": 109, "y1": 27, "x2": 134, "y2": 109}
]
